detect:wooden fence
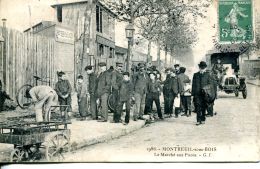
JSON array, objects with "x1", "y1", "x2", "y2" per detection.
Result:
[{"x1": 0, "y1": 27, "x2": 55, "y2": 99}]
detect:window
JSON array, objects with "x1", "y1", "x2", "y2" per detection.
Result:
[
  {"x1": 57, "y1": 6, "x2": 62, "y2": 22},
  {"x1": 109, "y1": 47, "x2": 114, "y2": 58},
  {"x1": 96, "y1": 5, "x2": 102, "y2": 33},
  {"x1": 97, "y1": 44, "x2": 104, "y2": 57}
]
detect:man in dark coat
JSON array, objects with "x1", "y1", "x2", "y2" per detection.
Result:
[
  {"x1": 144, "y1": 67, "x2": 153, "y2": 115},
  {"x1": 163, "y1": 68, "x2": 173, "y2": 117},
  {"x1": 206, "y1": 69, "x2": 218, "y2": 117},
  {"x1": 133, "y1": 63, "x2": 149, "y2": 121},
  {"x1": 192, "y1": 61, "x2": 213, "y2": 125},
  {"x1": 163, "y1": 68, "x2": 181, "y2": 118},
  {"x1": 85, "y1": 65, "x2": 98, "y2": 120},
  {"x1": 111, "y1": 62, "x2": 124, "y2": 123},
  {"x1": 96, "y1": 62, "x2": 111, "y2": 122}
]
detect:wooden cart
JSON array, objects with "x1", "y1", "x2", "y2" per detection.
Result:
[{"x1": 0, "y1": 121, "x2": 71, "y2": 162}]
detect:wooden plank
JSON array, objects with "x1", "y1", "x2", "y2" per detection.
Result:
[
  {"x1": 7, "y1": 29, "x2": 13, "y2": 95},
  {"x1": 0, "y1": 28, "x2": 57, "y2": 98},
  {"x1": 20, "y1": 33, "x2": 25, "y2": 89},
  {"x1": 38, "y1": 36, "x2": 42, "y2": 84},
  {"x1": 48, "y1": 40, "x2": 51, "y2": 85},
  {"x1": 51, "y1": 40, "x2": 54, "y2": 87},
  {"x1": 11, "y1": 31, "x2": 16, "y2": 97},
  {"x1": 26, "y1": 33, "x2": 30, "y2": 85},
  {"x1": 33, "y1": 34, "x2": 37, "y2": 84}
]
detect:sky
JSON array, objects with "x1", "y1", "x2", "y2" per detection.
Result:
[{"x1": 0, "y1": 0, "x2": 259, "y2": 64}]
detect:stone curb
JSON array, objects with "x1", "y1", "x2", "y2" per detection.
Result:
[{"x1": 70, "y1": 121, "x2": 146, "y2": 151}]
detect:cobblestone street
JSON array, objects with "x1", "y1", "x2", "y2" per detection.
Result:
[{"x1": 62, "y1": 84, "x2": 260, "y2": 162}]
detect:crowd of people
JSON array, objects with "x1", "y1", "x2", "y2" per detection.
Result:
[
  {"x1": 0, "y1": 59, "x2": 219, "y2": 126},
  {"x1": 73, "y1": 60, "x2": 217, "y2": 126}
]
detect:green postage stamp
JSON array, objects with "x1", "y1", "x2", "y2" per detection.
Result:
[{"x1": 218, "y1": 0, "x2": 253, "y2": 43}]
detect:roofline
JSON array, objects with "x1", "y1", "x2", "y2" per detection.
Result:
[
  {"x1": 24, "y1": 21, "x2": 74, "y2": 33},
  {"x1": 51, "y1": 1, "x2": 88, "y2": 8},
  {"x1": 51, "y1": 1, "x2": 117, "y2": 17},
  {"x1": 24, "y1": 21, "x2": 56, "y2": 32}
]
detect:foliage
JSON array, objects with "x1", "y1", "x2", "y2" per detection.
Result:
[{"x1": 100, "y1": 0, "x2": 212, "y2": 52}]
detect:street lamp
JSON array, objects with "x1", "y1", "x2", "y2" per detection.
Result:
[{"x1": 125, "y1": 23, "x2": 135, "y2": 72}]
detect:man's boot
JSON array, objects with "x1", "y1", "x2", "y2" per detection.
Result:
[{"x1": 182, "y1": 110, "x2": 187, "y2": 116}]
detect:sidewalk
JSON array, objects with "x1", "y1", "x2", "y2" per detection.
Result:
[
  {"x1": 0, "y1": 111, "x2": 146, "y2": 162},
  {"x1": 69, "y1": 118, "x2": 145, "y2": 150},
  {"x1": 247, "y1": 79, "x2": 260, "y2": 87}
]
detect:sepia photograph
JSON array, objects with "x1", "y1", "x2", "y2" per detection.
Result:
[{"x1": 0, "y1": 0, "x2": 259, "y2": 163}]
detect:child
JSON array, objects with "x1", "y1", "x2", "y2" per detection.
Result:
[
  {"x1": 146, "y1": 73, "x2": 163, "y2": 120},
  {"x1": 117, "y1": 72, "x2": 134, "y2": 125},
  {"x1": 0, "y1": 81, "x2": 13, "y2": 112},
  {"x1": 75, "y1": 75, "x2": 88, "y2": 120},
  {"x1": 182, "y1": 79, "x2": 192, "y2": 117},
  {"x1": 55, "y1": 71, "x2": 72, "y2": 117}
]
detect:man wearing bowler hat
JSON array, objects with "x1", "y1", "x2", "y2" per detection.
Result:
[
  {"x1": 96, "y1": 62, "x2": 111, "y2": 122},
  {"x1": 192, "y1": 61, "x2": 213, "y2": 125},
  {"x1": 111, "y1": 62, "x2": 124, "y2": 123}
]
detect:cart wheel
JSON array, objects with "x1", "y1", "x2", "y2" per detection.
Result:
[
  {"x1": 242, "y1": 90, "x2": 247, "y2": 99},
  {"x1": 235, "y1": 90, "x2": 239, "y2": 97},
  {"x1": 16, "y1": 84, "x2": 33, "y2": 109},
  {"x1": 108, "y1": 93, "x2": 116, "y2": 112},
  {"x1": 26, "y1": 143, "x2": 42, "y2": 161},
  {"x1": 10, "y1": 148, "x2": 27, "y2": 162},
  {"x1": 45, "y1": 134, "x2": 70, "y2": 161}
]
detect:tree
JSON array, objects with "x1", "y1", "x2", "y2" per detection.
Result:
[{"x1": 101, "y1": 0, "x2": 212, "y2": 67}]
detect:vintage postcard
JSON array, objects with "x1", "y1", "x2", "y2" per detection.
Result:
[{"x1": 0, "y1": 0, "x2": 259, "y2": 163}]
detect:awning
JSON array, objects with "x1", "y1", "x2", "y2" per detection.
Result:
[
  {"x1": 115, "y1": 46, "x2": 127, "y2": 54},
  {"x1": 96, "y1": 35, "x2": 115, "y2": 48}
]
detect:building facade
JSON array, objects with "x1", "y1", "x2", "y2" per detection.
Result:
[
  {"x1": 24, "y1": 21, "x2": 75, "y2": 85},
  {"x1": 51, "y1": 0, "x2": 116, "y2": 73}
]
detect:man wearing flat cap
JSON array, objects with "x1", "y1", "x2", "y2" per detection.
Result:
[
  {"x1": 55, "y1": 71, "x2": 72, "y2": 117},
  {"x1": 132, "y1": 62, "x2": 149, "y2": 121},
  {"x1": 111, "y1": 62, "x2": 124, "y2": 123},
  {"x1": 192, "y1": 61, "x2": 213, "y2": 125},
  {"x1": 96, "y1": 62, "x2": 111, "y2": 122}
]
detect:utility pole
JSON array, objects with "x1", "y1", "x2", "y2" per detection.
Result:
[
  {"x1": 81, "y1": 0, "x2": 94, "y2": 74},
  {"x1": 28, "y1": 5, "x2": 32, "y2": 33}
]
